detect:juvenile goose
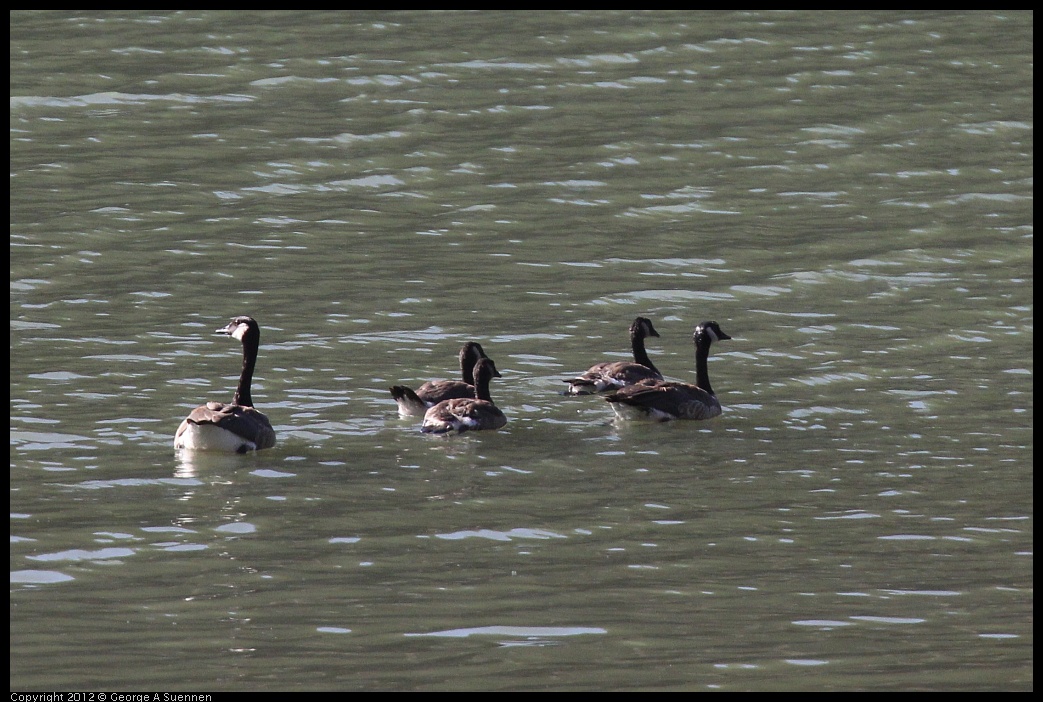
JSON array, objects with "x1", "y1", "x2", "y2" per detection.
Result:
[
  {"x1": 389, "y1": 341, "x2": 489, "y2": 417},
  {"x1": 174, "y1": 316, "x2": 276, "y2": 453},
  {"x1": 563, "y1": 316, "x2": 663, "y2": 395},
  {"x1": 421, "y1": 357, "x2": 507, "y2": 435},
  {"x1": 604, "y1": 321, "x2": 731, "y2": 421}
]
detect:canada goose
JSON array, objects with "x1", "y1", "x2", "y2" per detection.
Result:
[
  {"x1": 420, "y1": 357, "x2": 507, "y2": 434},
  {"x1": 604, "y1": 321, "x2": 731, "y2": 421},
  {"x1": 174, "y1": 316, "x2": 276, "y2": 453},
  {"x1": 563, "y1": 317, "x2": 663, "y2": 395},
  {"x1": 389, "y1": 341, "x2": 490, "y2": 417}
]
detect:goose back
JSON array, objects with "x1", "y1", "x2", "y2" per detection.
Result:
[{"x1": 175, "y1": 402, "x2": 275, "y2": 452}]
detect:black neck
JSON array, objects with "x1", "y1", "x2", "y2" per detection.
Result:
[
  {"x1": 233, "y1": 333, "x2": 259, "y2": 407},
  {"x1": 462, "y1": 365, "x2": 475, "y2": 386},
  {"x1": 632, "y1": 333, "x2": 660, "y2": 376},
  {"x1": 694, "y1": 337, "x2": 713, "y2": 396},
  {"x1": 461, "y1": 348, "x2": 477, "y2": 385},
  {"x1": 473, "y1": 367, "x2": 493, "y2": 402}
]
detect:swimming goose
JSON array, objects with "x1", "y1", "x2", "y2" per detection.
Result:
[
  {"x1": 174, "y1": 316, "x2": 276, "y2": 453},
  {"x1": 563, "y1": 317, "x2": 663, "y2": 395},
  {"x1": 604, "y1": 321, "x2": 731, "y2": 421},
  {"x1": 389, "y1": 341, "x2": 490, "y2": 417},
  {"x1": 420, "y1": 357, "x2": 507, "y2": 434}
]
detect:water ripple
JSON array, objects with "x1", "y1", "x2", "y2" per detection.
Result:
[
  {"x1": 405, "y1": 625, "x2": 606, "y2": 638},
  {"x1": 434, "y1": 528, "x2": 567, "y2": 541}
]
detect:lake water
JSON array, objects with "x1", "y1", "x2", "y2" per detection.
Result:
[{"x1": 10, "y1": 10, "x2": 1032, "y2": 691}]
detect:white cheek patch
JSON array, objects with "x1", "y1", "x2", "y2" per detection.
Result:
[
  {"x1": 705, "y1": 326, "x2": 718, "y2": 342},
  {"x1": 231, "y1": 323, "x2": 249, "y2": 341}
]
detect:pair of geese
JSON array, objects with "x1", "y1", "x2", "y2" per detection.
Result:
[{"x1": 174, "y1": 315, "x2": 731, "y2": 453}]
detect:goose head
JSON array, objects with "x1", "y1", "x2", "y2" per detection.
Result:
[
  {"x1": 218, "y1": 315, "x2": 260, "y2": 343},
  {"x1": 695, "y1": 320, "x2": 731, "y2": 347},
  {"x1": 631, "y1": 317, "x2": 660, "y2": 341}
]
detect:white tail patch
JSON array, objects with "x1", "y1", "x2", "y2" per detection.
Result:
[{"x1": 175, "y1": 423, "x2": 256, "y2": 452}]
